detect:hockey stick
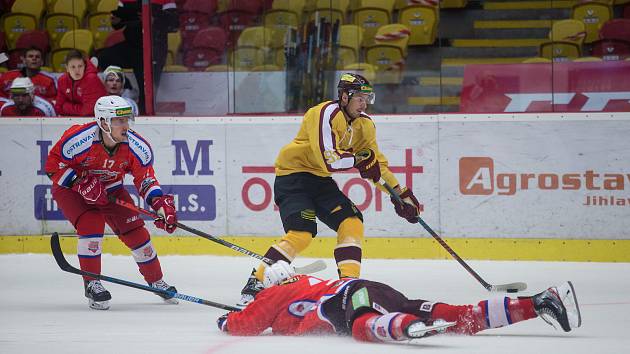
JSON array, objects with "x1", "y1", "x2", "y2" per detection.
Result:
[
  {"x1": 380, "y1": 180, "x2": 527, "y2": 293},
  {"x1": 50, "y1": 232, "x2": 241, "y2": 311},
  {"x1": 109, "y1": 196, "x2": 326, "y2": 275}
]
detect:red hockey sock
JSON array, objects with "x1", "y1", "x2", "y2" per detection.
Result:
[
  {"x1": 118, "y1": 227, "x2": 163, "y2": 283},
  {"x1": 351, "y1": 312, "x2": 419, "y2": 343},
  {"x1": 432, "y1": 297, "x2": 538, "y2": 335},
  {"x1": 75, "y1": 211, "x2": 105, "y2": 281}
]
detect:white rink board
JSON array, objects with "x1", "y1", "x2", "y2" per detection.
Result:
[{"x1": 0, "y1": 113, "x2": 629, "y2": 238}]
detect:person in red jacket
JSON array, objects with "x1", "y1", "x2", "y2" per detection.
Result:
[
  {"x1": 45, "y1": 95, "x2": 178, "y2": 310},
  {"x1": 0, "y1": 46, "x2": 57, "y2": 103},
  {"x1": 218, "y1": 262, "x2": 582, "y2": 343},
  {"x1": 55, "y1": 50, "x2": 107, "y2": 116}
]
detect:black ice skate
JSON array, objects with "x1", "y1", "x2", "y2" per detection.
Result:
[
  {"x1": 404, "y1": 319, "x2": 456, "y2": 339},
  {"x1": 533, "y1": 281, "x2": 582, "y2": 332},
  {"x1": 84, "y1": 280, "x2": 111, "y2": 310},
  {"x1": 237, "y1": 268, "x2": 265, "y2": 308},
  {"x1": 149, "y1": 279, "x2": 179, "y2": 304}
]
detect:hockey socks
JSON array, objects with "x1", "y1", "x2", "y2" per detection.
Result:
[
  {"x1": 431, "y1": 297, "x2": 537, "y2": 335},
  {"x1": 351, "y1": 312, "x2": 419, "y2": 342},
  {"x1": 76, "y1": 210, "x2": 106, "y2": 281},
  {"x1": 255, "y1": 230, "x2": 312, "y2": 281},
  {"x1": 334, "y1": 217, "x2": 363, "y2": 278},
  {"x1": 118, "y1": 227, "x2": 163, "y2": 283}
]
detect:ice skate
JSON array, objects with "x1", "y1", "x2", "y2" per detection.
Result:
[
  {"x1": 84, "y1": 280, "x2": 111, "y2": 310},
  {"x1": 404, "y1": 319, "x2": 456, "y2": 339},
  {"x1": 533, "y1": 281, "x2": 582, "y2": 332},
  {"x1": 149, "y1": 279, "x2": 179, "y2": 304},
  {"x1": 237, "y1": 268, "x2": 265, "y2": 308}
]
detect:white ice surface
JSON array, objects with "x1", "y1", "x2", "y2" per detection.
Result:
[{"x1": 1, "y1": 254, "x2": 629, "y2": 354}]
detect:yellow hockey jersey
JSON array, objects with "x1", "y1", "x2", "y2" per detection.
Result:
[{"x1": 275, "y1": 101, "x2": 400, "y2": 191}]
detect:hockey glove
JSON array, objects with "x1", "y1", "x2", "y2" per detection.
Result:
[
  {"x1": 72, "y1": 175, "x2": 108, "y2": 207},
  {"x1": 391, "y1": 187, "x2": 420, "y2": 223},
  {"x1": 263, "y1": 261, "x2": 296, "y2": 288},
  {"x1": 354, "y1": 148, "x2": 381, "y2": 183},
  {"x1": 151, "y1": 195, "x2": 178, "y2": 233},
  {"x1": 217, "y1": 313, "x2": 229, "y2": 332}
]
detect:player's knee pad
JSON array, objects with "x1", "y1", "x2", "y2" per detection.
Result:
[
  {"x1": 77, "y1": 234, "x2": 103, "y2": 259},
  {"x1": 118, "y1": 227, "x2": 157, "y2": 264},
  {"x1": 279, "y1": 230, "x2": 313, "y2": 257},
  {"x1": 335, "y1": 217, "x2": 363, "y2": 278},
  {"x1": 282, "y1": 210, "x2": 317, "y2": 235},
  {"x1": 336, "y1": 217, "x2": 364, "y2": 245},
  {"x1": 325, "y1": 202, "x2": 363, "y2": 232},
  {"x1": 255, "y1": 230, "x2": 312, "y2": 281}
]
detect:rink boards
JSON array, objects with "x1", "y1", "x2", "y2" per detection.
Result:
[{"x1": 1, "y1": 113, "x2": 629, "y2": 261}]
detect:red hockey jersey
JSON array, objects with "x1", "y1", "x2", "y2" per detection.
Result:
[
  {"x1": 45, "y1": 121, "x2": 163, "y2": 204},
  {"x1": 0, "y1": 69, "x2": 57, "y2": 103},
  {"x1": 223, "y1": 275, "x2": 359, "y2": 336}
]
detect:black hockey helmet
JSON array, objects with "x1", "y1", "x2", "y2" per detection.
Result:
[{"x1": 337, "y1": 73, "x2": 375, "y2": 104}]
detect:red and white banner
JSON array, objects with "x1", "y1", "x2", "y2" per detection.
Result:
[{"x1": 460, "y1": 61, "x2": 630, "y2": 113}]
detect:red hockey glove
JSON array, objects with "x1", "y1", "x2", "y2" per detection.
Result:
[
  {"x1": 354, "y1": 148, "x2": 381, "y2": 182},
  {"x1": 151, "y1": 195, "x2": 178, "y2": 233},
  {"x1": 391, "y1": 187, "x2": 420, "y2": 223},
  {"x1": 72, "y1": 175, "x2": 108, "y2": 207}
]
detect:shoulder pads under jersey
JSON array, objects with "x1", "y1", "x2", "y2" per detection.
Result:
[
  {"x1": 60, "y1": 123, "x2": 99, "y2": 160},
  {"x1": 126, "y1": 130, "x2": 153, "y2": 166}
]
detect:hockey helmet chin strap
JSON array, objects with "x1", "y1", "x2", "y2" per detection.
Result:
[{"x1": 98, "y1": 115, "x2": 133, "y2": 144}]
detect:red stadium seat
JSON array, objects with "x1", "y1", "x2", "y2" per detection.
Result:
[
  {"x1": 182, "y1": 26, "x2": 227, "y2": 71},
  {"x1": 228, "y1": 0, "x2": 262, "y2": 14},
  {"x1": 192, "y1": 26, "x2": 227, "y2": 52},
  {"x1": 179, "y1": 0, "x2": 218, "y2": 50},
  {"x1": 183, "y1": 48, "x2": 223, "y2": 70},
  {"x1": 598, "y1": 19, "x2": 630, "y2": 42},
  {"x1": 5, "y1": 48, "x2": 24, "y2": 70},
  {"x1": 16, "y1": 30, "x2": 50, "y2": 54},
  {"x1": 218, "y1": 10, "x2": 257, "y2": 45},
  {"x1": 591, "y1": 39, "x2": 630, "y2": 60}
]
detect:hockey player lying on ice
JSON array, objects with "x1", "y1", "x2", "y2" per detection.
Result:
[{"x1": 218, "y1": 262, "x2": 581, "y2": 343}]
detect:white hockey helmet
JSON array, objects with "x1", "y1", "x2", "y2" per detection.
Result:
[
  {"x1": 94, "y1": 95, "x2": 134, "y2": 134},
  {"x1": 10, "y1": 77, "x2": 35, "y2": 96}
]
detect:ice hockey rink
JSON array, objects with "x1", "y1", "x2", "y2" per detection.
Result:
[{"x1": 1, "y1": 252, "x2": 628, "y2": 354}]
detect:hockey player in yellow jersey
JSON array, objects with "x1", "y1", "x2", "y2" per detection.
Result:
[{"x1": 238, "y1": 73, "x2": 422, "y2": 306}]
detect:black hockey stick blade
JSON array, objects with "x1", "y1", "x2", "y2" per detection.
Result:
[{"x1": 50, "y1": 233, "x2": 241, "y2": 311}]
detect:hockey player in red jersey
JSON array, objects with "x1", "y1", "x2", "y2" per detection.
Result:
[
  {"x1": 45, "y1": 95, "x2": 178, "y2": 310},
  {"x1": 218, "y1": 262, "x2": 582, "y2": 343}
]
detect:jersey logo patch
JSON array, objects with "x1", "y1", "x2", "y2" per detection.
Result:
[
  {"x1": 127, "y1": 131, "x2": 153, "y2": 166},
  {"x1": 61, "y1": 124, "x2": 98, "y2": 160},
  {"x1": 288, "y1": 300, "x2": 316, "y2": 318}
]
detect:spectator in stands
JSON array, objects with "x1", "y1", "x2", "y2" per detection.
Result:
[
  {"x1": 97, "y1": 0, "x2": 179, "y2": 114},
  {"x1": 55, "y1": 50, "x2": 107, "y2": 117},
  {"x1": 0, "y1": 46, "x2": 57, "y2": 103},
  {"x1": 102, "y1": 65, "x2": 139, "y2": 116},
  {"x1": 0, "y1": 77, "x2": 56, "y2": 117}
]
